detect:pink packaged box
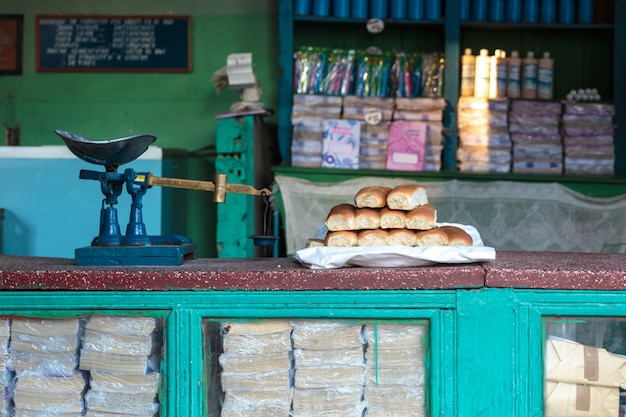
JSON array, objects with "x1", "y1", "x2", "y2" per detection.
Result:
[{"x1": 386, "y1": 121, "x2": 426, "y2": 171}]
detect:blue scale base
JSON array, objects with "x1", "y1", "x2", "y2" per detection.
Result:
[{"x1": 75, "y1": 242, "x2": 198, "y2": 266}]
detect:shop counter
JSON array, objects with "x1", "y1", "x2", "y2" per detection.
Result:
[{"x1": 0, "y1": 252, "x2": 625, "y2": 417}]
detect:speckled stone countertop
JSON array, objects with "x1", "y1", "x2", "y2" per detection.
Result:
[{"x1": 0, "y1": 251, "x2": 625, "y2": 291}]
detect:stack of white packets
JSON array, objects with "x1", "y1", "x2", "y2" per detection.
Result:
[{"x1": 80, "y1": 315, "x2": 161, "y2": 417}]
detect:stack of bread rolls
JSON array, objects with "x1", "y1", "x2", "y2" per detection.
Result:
[{"x1": 322, "y1": 185, "x2": 473, "y2": 247}]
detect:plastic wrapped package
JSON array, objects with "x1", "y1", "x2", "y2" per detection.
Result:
[
  {"x1": 294, "y1": 348, "x2": 364, "y2": 369},
  {"x1": 564, "y1": 144, "x2": 614, "y2": 157},
  {"x1": 223, "y1": 330, "x2": 292, "y2": 356},
  {"x1": 365, "y1": 347, "x2": 424, "y2": 368},
  {"x1": 293, "y1": 94, "x2": 343, "y2": 108},
  {"x1": 12, "y1": 391, "x2": 83, "y2": 414},
  {"x1": 562, "y1": 135, "x2": 613, "y2": 146},
  {"x1": 563, "y1": 102, "x2": 614, "y2": 116},
  {"x1": 294, "y1": 365, "x2": 366, "y2": 389},
  {"x1": 89, "y1": 371, "x2": 159, "y2": 394},
  {"x1": 291, "y1": 321, "x2": 364, "y2": 350},
  {"x1": 392, "y1": 110, "x2": 442, "y2": 122},
  {"x1": 84, "y1": 391, "x2": 159, "y2": 415},
  {"x1": 395, "y1": 97, "x2": 446, "y2": 111},
  {"x1": 343, "y1": 96, "x2": 395, "y2": 109},
  {"x1": 366, "y1": 365, "x2": 426, "y2": 387},
  {"x1": 457, "y1": 96, "x2": 509, "y2": 112},
  {"x1": 564, "y1": 157, "x2": 614, "y2": 176},
  {"x1": 457, "y1": 161, "x2": 511, "y2": 173},
  {"x1": 342, "y1": 106, "x2": 393, "y2": 121},
  {"x1": 366, "y1": 403, "x2": 426, "y2": 417},
  {"x1": 508, "y1": 111, "x2": 560, "y2": 128},
  {"x1": 458, "y1": 126, "x2": 511, "y2": 147},
  {"x1": 511, "y1": 99, "x2": 562, "y2": 114},
  {"x1": 365, "y1": 385, "x2": 425, "y2": 406},
  {"x1": 83, "y1": 316, "x2": 157, "y2": 336},
  {"x1": 457, "y1": 147, "x2": 512, "y2": 164},
  {"x1": 292, "y1": 386, "x2": 365, "y2": 417},
  {"x1": 509, "y1": 122, "x2": 560, "y2": 135},
  {"x1": 291, "y1": 104, "x2": 341, "y2": 119},
  {"x1": 457, "y1": 109, "x2": 508, "y2": 128},
  {"x1": 219, "y1": 352, "x2": 291, "y2": 374},
  {"x1": 364, "y1": 323, "x2": 426, "y2": 351},
  {"x1": 222, "y1": 389, "x2": 293, "y2": 410},
  {"x1": 513, "y1": 143, "x2": 563, "y2": 161},
  {"x1": 221, "y1": 370, "x2": 292, "y2": 391},
  {"x1": 361, "y1": 121, "x2": 390, "y2": 135},
  {"x1": 513, "y1": 161, "x2": 563, "y2": 175},
  {"x1": 511, "y1": 132, "x2": 562, "y2": 145}
]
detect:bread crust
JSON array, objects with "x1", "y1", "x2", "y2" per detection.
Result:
[
  {"x1": 439, "y1": 225, "x2": 473, "y2": 246},
  {"x1": 386, "y1": 184, "x2": 428, "y2": 210},
  {"x1": 386, "y1": 229, "x2": 417, "y2": 246},
  {"x1": 354, "y1": 186, "x2": 392, "y2": 208},
  {"x1": 379, "y1": 207, "x2": 407, "y2": 229},
  {"x1": 354, "y1": 208, "x2": 381, "y2": 230},
  {"x1": 405, "y1": 204, "x2": 437, "y2": 230},
  {"x1": 414, "y1": 228, "x2": 449, "y2": 246},
  {"x1": 357, "y1": 229, "x2": 389, "y2": 246},
  {"x1": 324, "y1": 230, "x2": 358, "y2": 247},
  {"x1": 325, "y1": 203, "x2": 357, "y2": 231}
]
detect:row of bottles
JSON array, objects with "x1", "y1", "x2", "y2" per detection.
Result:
[
  {"x1": 294, "y1": 0, "x2": 442, "y2": 20},
  {"x1": 461, "y1": 48, "x2": 554, "y2": 100},
  {"x1": 462, "y1": 0, "x2": 596, "y2": 23}
]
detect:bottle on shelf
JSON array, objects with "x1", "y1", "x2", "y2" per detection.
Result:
[
  {"x1": 352, "y1": 0, "x2": 369, "y2": 18},
  {"x1": 506, "y1": 0, "x2": 522, "y2": 21},
  {"x1": 334, "y1": 0, "x2": 351, "y2": 17},
  {"x1": 506, "y1": 50, "x2": 522, "y2": 98},
  {"x1": 578, "y1": 0, "x2": 594, "y2": 23},
  {"x1": 472, "y1": 0, "x2": 488, "y2": 20},
  {"x1": 494, "y1": 50, "x2": 508, "y2": 98},
  {"x1": 407, "y1": 0, "x2": 424, "y2": 19},
  {"x1": 537, "y1": 52, "x2": 554, "y2": 100},
  {"x1": 460, "y1": 48, "x2": 475, "y2": 97},
  {"x1": 559, "y1": 0, "x2": 575, "y2": 23},
  {"x1": 425, "y1": 0, "x2": 441, "y2": 20},
  {"x1": 522, "y1": 51, "x2": 538, "y2": 99},
  {"x1": 523, "y1": 0, "x2": 539, "y2": 22},
  {"x1": 391, "y1": 0, "x2": 408, "y2": 19},
  {"x1": 473, "y1": 49, "x2": 491, "y2": 98},
  {"x1": 295, "y1": 0, "x2": 312, "y2": 15},
  {"x1": 312, "y1": 0, "x2": 330, "y2": 16},
  {"x1": 489, "y1": 0, "x2": 505, "y2": 21},
  {"x1": 371, "y1": 0, "x2": 389, "y2": 19},
  {"x1": 540, "y1": 0, "x2": 556, "y2": 23}
]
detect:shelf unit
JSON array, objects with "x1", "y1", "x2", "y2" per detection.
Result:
[{"x1": 277, "y1": 0, "x2": 625, "y2": 176}]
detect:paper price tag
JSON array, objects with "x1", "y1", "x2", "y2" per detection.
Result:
[
  {"x1": 364, "y1": 108, "x2": 382, "y2": 125},
  {"x1": 366, "y1": 19, "x2": 384, "y2": 34}
]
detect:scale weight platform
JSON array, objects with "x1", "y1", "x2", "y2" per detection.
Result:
[{"x1": 75, "y1": 242, "x2": 197, "y2": 266}]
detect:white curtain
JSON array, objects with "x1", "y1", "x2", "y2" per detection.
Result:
[{"x1": 274, "y1": 176, "x2": 626, "y2": 256}]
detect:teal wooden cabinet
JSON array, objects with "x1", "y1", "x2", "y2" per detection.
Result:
[{"x1": 1, "y1": 252, "x2": 625, "y2": 416}]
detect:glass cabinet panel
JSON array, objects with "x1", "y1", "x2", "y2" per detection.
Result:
[
  {"x1": 544, "y1": 317, "x2": 626, "y2": 417},
  {"x1": 203, "y1": 318, "x2": 429, "y2": 417},
  {"x1": 0, "y1": 315, "x2": 163, "y2": 416}
]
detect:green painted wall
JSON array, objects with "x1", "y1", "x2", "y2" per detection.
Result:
[{"x1": 0, "y1": 1, "x2": 280, "y2": 257}]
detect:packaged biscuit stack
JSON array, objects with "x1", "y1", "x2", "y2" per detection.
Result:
[
  {"x1": 79, "y1": 315, "x2": 161, "y2": 417},
  {"x1": 364, "y1": 323, "x2": 427, "y2": 417},
  {"x1": 8, "y1": 317, "x2": 86, "y2": 416},
  {"x1": 0, "y1": 320, "x2": 10, "y2": 417},
  {"x1": 342, "y1": 96, "x2": 394, "y2": 124},
  {"x1": 359, "y1": 122, "x2": 390, "y2": 170},
  {"x1": 322, "y1": 185, "x2": 473, "y2": 248},
  {"x1": 291, "y1": 94, "x2": 343, "y2": 168},
  {"x1": 219, "y1": 320, "x2": 293, "y2": 417},
  {"x1": 456, "y1": 97, "x2": 511, "y2": 173},
  {"x1": 393, "y1": 98, "x2": 446, "y2": 171},
  {"x1": 509, "y1": 99, "x2": 563, "y2": 175},
  {"x1": 291, "y1": 320, "x2": 366, "y2": 417},
  {"x1": 562, "y1": 102, "x2": 615, "y2": 176}
]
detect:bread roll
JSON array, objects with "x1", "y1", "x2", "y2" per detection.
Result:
[
  {"x1": 306, "y1": 238, "x2": 325, "y2": 248},
  {"x1": 325, "y1": 231, "x2": 358, "y2": 247},
  {"x1": 405, "y1": 204, "x2": 437, "y2": 230},
  {"x1": 386, "y1": 185, "x2": 428, "y2": 210},
  {"x1": 386, "y1": 229, "x2": 416, "y2": 246},
  {"x1": 354, "y1": 186, "x2": 392, "y2": 208},
  {"x1": 325, "y1": 203, "x2": 357, "y2": 231},
  {"x1": 354, "y1": 208, "x2": 381, "y2": 230},
  {"x1": 379, "y1": 207, "x2": 407, "y2": 229},
  {"x1": 439, "y1": 225, "x2": 473, "y2": 246},
  {"x1": 414, "y1": 228, "x2": 449, "y2": 246},
  {"x1": 357, "y1": 229, "x2": 389, "y2": 246}
]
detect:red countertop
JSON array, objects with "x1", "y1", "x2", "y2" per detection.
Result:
[{"x1": 0, "y1": 251, "x2": 625, "y2": 292}]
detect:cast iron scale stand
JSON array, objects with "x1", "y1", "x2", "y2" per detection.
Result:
[{"x1": 56, "y1": 129, "x2": 276, "y2": 266}]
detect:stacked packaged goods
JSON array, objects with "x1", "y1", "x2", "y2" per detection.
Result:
[
  {"x1": 291, "y1": 94, "x2": 343, "y2": 168},
  {"x1": 0, "y1": 320, "x2": 10, "y2": 417},
  {"x1": 79, "y1": 315, "x2": 161, "y2": 417},
  {"x1": 509, "y1": 99, "x2": 563, "y2": 174},
  {"x1": 364, "y1": 323, "x2": 427, "y2": 417},
  {"x1": 393, "y1": 97, "x2": 446, "y2": 171},
  {"x1": 562, "y1": 102, "x2": 615, "y2": 176},
  {"x1": 456, "y1": 97, "x2": 511, "y2": 173},
  {"x1": 359, "y1": 122, "x2": 390, "y2": 170},
  {"x1": 8, "y1": 318, "x2": 86, "y2": 417},
  {"x1": 291, "y1": 321, "x2": 366, "y2": 417},
  {"x1": 219, "y1": 320, "x2": 293, "y2": 417}
]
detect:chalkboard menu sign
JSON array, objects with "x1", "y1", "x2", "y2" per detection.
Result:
[{"x1": 36, "y1": 15, "x2": 191, "y2": 72}]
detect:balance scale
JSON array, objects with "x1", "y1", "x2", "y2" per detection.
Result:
[{"x1": 56, "y1": 129, "x2": 277, "y2": 266}]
